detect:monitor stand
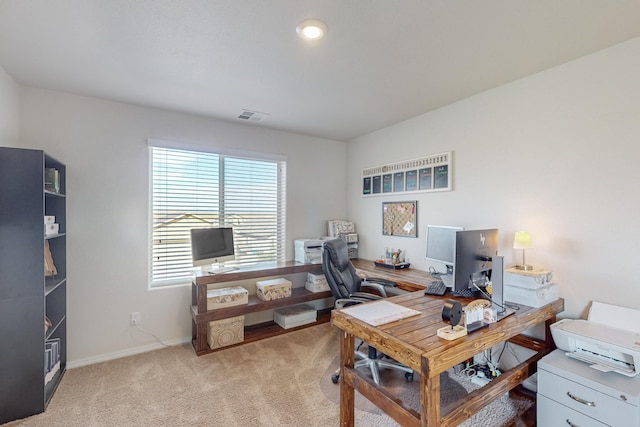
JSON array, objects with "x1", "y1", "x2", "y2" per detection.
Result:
[
  {"x1": 494, "y1": 306, "x2": 515, "y2": 321},
  {"x1": 439, "y1": 273, "x2": 453, "y2": 288},
  {"x1": 466, "y1": 256, "x2": 514, "y2": 333},
  {"x1": 490, "y1": 255, "x2": 514, "y2": 322}
]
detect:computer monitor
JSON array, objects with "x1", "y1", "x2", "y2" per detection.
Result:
[
  {"x1": 452, "y1": 229, "x2": 498, "y2": 293},
  {"x1": 425, "y1": 225, "x2": 463, "y2": 275},
  {"x1": 190, "y1": 227, "x2": 235, "y2": 270}
]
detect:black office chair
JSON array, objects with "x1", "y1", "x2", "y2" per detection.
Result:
[{"x1": 322, "y1": 238, "x2": 413, "y2": 385}]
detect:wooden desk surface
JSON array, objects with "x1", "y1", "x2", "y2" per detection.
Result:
[
  {"x1": 192, "y1": 260, "x2": 323, "y2": 286},
  {"x1": 332, "y1": 290, "x2": 565, "y2": 426},
  {"x1": 333, "y1": 291, "x2": 563, "y2": 375},
  {"x1": 351, "y1": 258, "x2": 434, "y2": 291}
]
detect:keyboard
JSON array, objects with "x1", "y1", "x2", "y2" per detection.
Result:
[
  {"x1": 424, "y1": 280, "x2": 448, "y2": 296},
  {"x1": 451, "y1": 288, "x2": 476, "y2": 298}
]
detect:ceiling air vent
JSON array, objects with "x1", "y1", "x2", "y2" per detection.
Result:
[{"x1": 237, "y1": 109, "x2": 269, "y2": 122}]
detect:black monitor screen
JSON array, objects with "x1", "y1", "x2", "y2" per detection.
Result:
[
  {"x1": 190, "y1": 227, "x2": 235, "y2": 267},
  {"x1": 453, "y1": 229, "x2": 498, "y2": 292}
]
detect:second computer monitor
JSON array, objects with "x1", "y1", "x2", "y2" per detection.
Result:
[
  {"x1": 425, "y1": 225, "x2": 463, "y2": 275},
  {"x1": 453, "y1": 229, "x2": 499, "y2": 293}
]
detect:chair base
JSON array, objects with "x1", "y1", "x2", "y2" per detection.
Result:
[{"x1": 332, "y1": 345, "x2": 414, "y2": 385}]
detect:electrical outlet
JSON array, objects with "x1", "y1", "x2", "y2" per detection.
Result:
[{"x1": 130, "y1": 312, "x2": 141, "y2": 326}]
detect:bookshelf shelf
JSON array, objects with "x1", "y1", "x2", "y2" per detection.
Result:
[{"x1": 0, "y1": 147, "x2": 67, "y2": 424}]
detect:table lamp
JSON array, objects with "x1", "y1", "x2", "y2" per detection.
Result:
[{"x1": 513, "y1": 231, "x2": 533, "y2": 270}]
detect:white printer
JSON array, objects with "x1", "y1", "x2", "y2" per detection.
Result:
[
  {"x1": 550, "y1": 301, "x2": 640, "y2": 377},
  {"x1": 294, "y1": 239, "x2": 324, "y2": 264}
]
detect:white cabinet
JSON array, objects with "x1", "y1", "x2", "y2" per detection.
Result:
[{"x1": 538, "y1": 350, "x2": 640, "y2": 427}]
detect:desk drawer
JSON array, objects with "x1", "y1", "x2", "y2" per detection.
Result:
[
  {"x1": 539, "y1": 369, "x2": 637, "y2": 425},
  {"x1": 538, "y1": 394, "x2": 607, "y2": 427}
]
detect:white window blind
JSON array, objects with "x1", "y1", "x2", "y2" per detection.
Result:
[{"x1": 150, "y1": 146, "x2": 286, "y2": 287}]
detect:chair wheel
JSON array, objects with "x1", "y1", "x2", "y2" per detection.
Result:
[
  {"x1": 331, "y1": 373, "x2": 340, "y2": 384},
  {"x1": 405, "y1": 372, "x2": 414, "y2": 382}
]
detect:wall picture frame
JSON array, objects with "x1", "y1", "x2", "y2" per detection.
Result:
[
  {"x1": 362, "y1": 151, "x2": 452, "y2": 197},
  {"x1": 382, "y1": 201, "x2": 417, "y2": 237}
]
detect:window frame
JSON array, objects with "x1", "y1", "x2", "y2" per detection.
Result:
[{"x1": 148, "y1": 140, "x2": 287, "y2": 288}]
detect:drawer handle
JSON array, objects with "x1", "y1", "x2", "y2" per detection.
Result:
[
  {"x1": 567, "y1": 391, "x2": 596, "y2": 407},
  {"x1": 566, "y1": 419, "x2": 578, "y2": 427}
]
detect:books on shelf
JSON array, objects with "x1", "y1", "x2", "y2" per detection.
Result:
[
  {"x1": 45, "y1": 168, "x2": 60, "y2": 193},
  {"x1": 45, "y1": 361, "x2": 60, "y2": 385},
  {"x1": 45, "y1": 338, "x2": 61, "y2": 384}
]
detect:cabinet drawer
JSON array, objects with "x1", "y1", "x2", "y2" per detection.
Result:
[
  {"x1": 539, "y1": 369, "x2": 637, "y2": 425},
  {"x1": 538, "y1": 394, "x2": 607, "y2": 427}
]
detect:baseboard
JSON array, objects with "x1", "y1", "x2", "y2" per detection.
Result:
[{"x1": 67, "y1": 336, "x2": 191, "y2": 369}]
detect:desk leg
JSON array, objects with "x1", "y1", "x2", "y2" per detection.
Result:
[
  {"x1": 544, "y1": 315, "x2": 557, "y2": 350},
  {"x1": 340, "y1": 330, "x2": 355, "y2": 427},
  {"x1": 421, "y1": 358, "x2": 440, "y2": 427}
]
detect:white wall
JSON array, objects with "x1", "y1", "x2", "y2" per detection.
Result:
[
  {"x1": 18, "y1": 88, "x2": 347, "y2": 365},
  {"x1": 0, "y1": 65, "x2": 19, "y2": 147},
  {"x1": 12, "y1": 36, "x2": 640, "y2": 365},
  {"x1": 347, "y1": 37, "x2": 640, "y2": 320}
]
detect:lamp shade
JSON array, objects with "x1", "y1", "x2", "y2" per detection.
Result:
[{"x1": 513, "y1": 231, "x2": 532, "y2": 250}]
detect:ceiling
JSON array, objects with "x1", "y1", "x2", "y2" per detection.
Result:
[{"x1": 1, "y1": 1, "x2": 640, "y2": 142}]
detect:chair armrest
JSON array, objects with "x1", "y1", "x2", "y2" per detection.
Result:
[
  {"x1": 383, "y1": 286, "x2": 409, "y2": 296},
  {"x1": 361, "y1": 282, "x2": 388, "y2": 297},
  {"x1": 365, "y1": 277, "x2": 398, "y2": 288},
  {"x1": 350, "y1": 291, "x2": 383, "y2": 301}
]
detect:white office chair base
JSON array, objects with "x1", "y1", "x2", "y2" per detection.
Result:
[{"x1": 331, "y1": 349, "x2": 414, "y2": 385}]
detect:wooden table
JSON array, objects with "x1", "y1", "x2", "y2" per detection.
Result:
[
  {"x1": 331, "y1": 290, "x2": 564, "y2": 426},
  {"x1": 351, "y1": 258, "x2": 435, "y2": 292}
]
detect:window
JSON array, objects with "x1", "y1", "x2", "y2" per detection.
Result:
[{"x1": 150, "y1": 145, "x2": 286, "y2": 287}]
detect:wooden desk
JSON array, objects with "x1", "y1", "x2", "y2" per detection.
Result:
[
  {"x1": 332, "y1": 290, "x2": 564, "y2": 426},
  {"x1": 351, "y1": 258, "x2": 434, "y2": 292},
  {"x1": 189, "y1": 257, "x2": 423, "y2": 356}
]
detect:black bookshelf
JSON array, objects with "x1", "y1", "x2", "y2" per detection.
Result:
[{"x1": 0, "y1": 147, "x2": 67, "y2": 423}]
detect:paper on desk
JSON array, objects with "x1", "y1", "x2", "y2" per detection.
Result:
[{"x1": 341, "y1": 300, "x2": 421, "y2": 326}]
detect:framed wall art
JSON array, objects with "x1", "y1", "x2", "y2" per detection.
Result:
[{"x1": 362, "y1": 151, "x2": 452, "y2": 197}]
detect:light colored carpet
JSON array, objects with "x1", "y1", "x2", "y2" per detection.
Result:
[{"x1": 3, "y1": 323, "x2": 531, "y2": 426}]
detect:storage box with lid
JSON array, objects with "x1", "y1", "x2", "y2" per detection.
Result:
[
  {"x1": 504, "y1": 267, "x2": 553, "y2": 288},
  {"x1": 504, "y1": 283, "x2": 559, "y2": 307},
  {"x1": 208, "y1": 315, "x2": 245, "y2": 350},
  {"x1": 504, "y1": 266, "x2": 558, "y2": 307},
  {"x1": 305, "y1": 272, "x2": 329, "y2": 293},
  {"x1": 256, "y1": 278, "x2": 292, "y2": 301},
  {"x1": 206, "y1": 286, "x2": 248, "y2": 310},
  {"x1": 274, "y1": 304, "x2": 317, "y2": 329},
  {"x1": 44, "y1": 223, "x2": 59, "y2": 236}
]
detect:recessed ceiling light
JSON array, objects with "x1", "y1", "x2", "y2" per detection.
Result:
[{"x1": 296, "y1": 19, "x2": 327, "y2": 41}]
